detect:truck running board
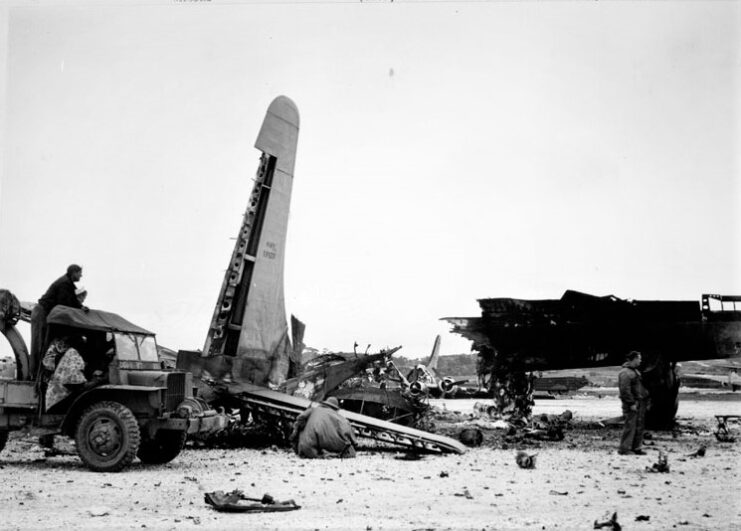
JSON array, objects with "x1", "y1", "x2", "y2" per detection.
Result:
[{"x1": 220, "y1": 382, "x2": 467, "y2": 455}]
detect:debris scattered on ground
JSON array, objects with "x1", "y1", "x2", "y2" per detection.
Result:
[
  {"x1": 635, "y1": 515, "x2": 650, "y2": 521},
  {"x1": 394, "y1": 453, "x2": 424, "y2": 461},
  {"x1": 87, "y1": 507, "x2": 111, "y2": 517},
  {"x1": 593, "y1": 511, "x2": 621, "y2": 530},
  {"x1": 687, "y1": 445, "x2": 706, "y2": 458},
  {"x1": 459, "y1": 428, "x2": 484, "y2": 447},
  {"x1": 516, "y1": 450, "x2": 537, "y2": 469},
  {"x1": 468, "y1": 418, "x2": 512, "y2": 430},
  {"x1": 646, "y1": 451, "x2": 670, "y2": 473},
  {"x1": 549, "y1": 490, "x2": 568, "y2": 496},
  {"x1": 522, "y1": 426, "x2": 563, "y2": 441},
  {"x1": 473, "y1": 401, "x2": 498, "y2": 419},
  {"x1": 204, "y1": 490, "x2": 300, "y2": 513},
  {"x1": 453, "y1": 487, "x2": 474, "y2": 499}
]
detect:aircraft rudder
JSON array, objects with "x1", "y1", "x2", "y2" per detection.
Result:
[{"x1": 255, "y1": 95, "x2": 300, "y2": 174}]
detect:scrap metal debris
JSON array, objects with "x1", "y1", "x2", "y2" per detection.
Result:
[
  {"x1": 394, "y1": 452, "x2": 425, "y2": 461},
  {"x1": 713, "y1": 415, "x2": 740, "y2": 443},
  {"x1": 204, "y1": 490, "x2": 300, "y2": 513},
  {"x1": 687, "y1": 445, "x2": 706, "y2": 458},
  {"x1": 646, "y1": 451, "x2": 670, "y2": 473},
  {"x1": 515, "y1": 450, "x2": 537, "y2": 469},
  {"x1": 459, "y1": 428, "x2": 484, "y2": 447},
  {"x1": 523, "y1": 411, "x2": 573, "y2": 441},
  {"x1": 593, "y1": 511, "x2": 621, "y2": 530},
  {"x1": 635, "y1": 515, "x2": 650, "y2": 521},
  {"x1": 453, "y1": 487, "x2": 474, "y2": 499}
]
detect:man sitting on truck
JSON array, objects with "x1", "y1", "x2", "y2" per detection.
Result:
[
  {"x1": 44, "y1": 338, "x2": 88, "y2": 411},
  {"x1": 30, "y1": 264, "x2": 85, "y2": 380},
  {"x1": 42, "y1": 337, "x2": 73, "y2": 374}
]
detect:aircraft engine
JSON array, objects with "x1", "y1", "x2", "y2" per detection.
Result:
[
  {"x1": 409, "y1": 380, "x2": 427, "y2": 397},
  {"x1": 439, "y1": 377, "x2": 457, "y2": 395}
]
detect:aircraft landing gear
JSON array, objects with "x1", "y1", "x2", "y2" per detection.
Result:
[{"x1": 642, "y1": 356, "x2": 679, "y2": 430}]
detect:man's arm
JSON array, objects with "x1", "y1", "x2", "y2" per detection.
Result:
[
  {"x1": 57, "y1": 282, "x2": 82, "y2": 309},
  {"x1": 290, "y1": 408, "x2": 312, "y2": 441},
  {"x1": 618, "y1": 370, "x2": 637, "y2": 409}
]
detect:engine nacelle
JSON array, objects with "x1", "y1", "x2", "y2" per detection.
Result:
[
  {"x1": 438, "y1": 377, "x2": 458, "y2": 396},
  {"x1": 409, "y1": 380, "x2": 427, "y2": 397}
]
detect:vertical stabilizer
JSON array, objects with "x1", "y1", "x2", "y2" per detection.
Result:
[
  {"x1": 427, "y1": 335, "x2": 442, "y2": 371},
  {"x1": 200, "y1": 96, "x2": 299, "y2": 387}
]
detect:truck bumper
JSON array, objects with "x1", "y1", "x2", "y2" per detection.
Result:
[
  {"x1": 151, "y1": 409, "x2": 228, "y2": 436},
  {"x1": 185, "y1": 409, "x2": 228, "y2": 435}
]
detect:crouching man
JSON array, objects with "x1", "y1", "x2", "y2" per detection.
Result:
[{"x1": 290, "y1": 397, "x2": 358, "y2": 458}]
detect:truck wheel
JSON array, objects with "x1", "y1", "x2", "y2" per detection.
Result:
[
  {"x1": 0, "y1": 431, "x2": 8, "y2": 453},
  {"x1": 75, "y1": 401, "x2": 140, "y2": 472},
  {"x1": 137, "y1": 429, "x2": 187, "y2": 464}
]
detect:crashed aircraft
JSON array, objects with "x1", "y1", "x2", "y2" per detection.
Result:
[
  {"x1": 444, "y1": 290, "x2": 741, "y2": 429},
  {"x1": 176, "y1": 96, "x2": 465, "y2": 454}
]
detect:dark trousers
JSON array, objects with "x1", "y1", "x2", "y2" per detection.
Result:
[
  {"x1": 30, "y1": 305, "x2": 48, "y2": 381},
  {"x1": 620, "y1": 401, "x2": 646, "y2": 452}
]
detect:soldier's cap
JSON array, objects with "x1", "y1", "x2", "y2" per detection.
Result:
[
  {"x1": 320, "y1": 397, "x2": 340, "y2": 410},
  {"x1": 626, "y1": 350, "x2": 641, "y2": 360}
]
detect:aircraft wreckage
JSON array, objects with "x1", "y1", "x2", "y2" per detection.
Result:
[
  {"x1": 175, "y1": 96, "x2": 465, "y2": 454},
  {"x1": 444, "y1": 290, "x2": 741, "y2": 429},
  {"x1": 0, "y1": 97, "x2": 464, "y2": 458}
]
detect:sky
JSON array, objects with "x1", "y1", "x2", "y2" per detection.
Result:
[{"x1": 0, "y1": 0, "x2": 739, "y2": 361}]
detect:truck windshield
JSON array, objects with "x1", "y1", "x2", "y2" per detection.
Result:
[{"x1": 114, "y1": 333, "x2": 159, "y2": 363}]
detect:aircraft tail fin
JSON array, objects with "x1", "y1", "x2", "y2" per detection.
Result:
[
  {"x1": 200, "y1": 96, "x2": 300, "y2": 387},
  {"x1": 427, "y1": 335, "x2": 442, "y2": 371}
]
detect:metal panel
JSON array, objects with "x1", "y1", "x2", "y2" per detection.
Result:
[
  {"x1": 166, "y1": 372, "x2": 186, "y2": 411},
  {"x1": 0, "y1": 380, "x2": 38, "y2": 408}
]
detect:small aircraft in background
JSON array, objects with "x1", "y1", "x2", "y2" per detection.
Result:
[{"x1": 406, "y1": 335, "x2": 468, "y2": 398}]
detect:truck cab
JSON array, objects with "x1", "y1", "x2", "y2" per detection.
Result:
[{"x1": 0, "y1": 290, "x2": 225, "y2": 472}]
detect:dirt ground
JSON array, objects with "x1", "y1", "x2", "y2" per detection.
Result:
[{"x1": 2, "y1": 398, "x2": 740, "y2": 530}]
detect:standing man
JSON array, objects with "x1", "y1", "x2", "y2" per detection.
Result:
[
  {"x1": 30, "y1": 264, "x2": 84, "y2": 379},
  {"x1": 618, "y1": 350, "x2": 649, "y2": 455}
]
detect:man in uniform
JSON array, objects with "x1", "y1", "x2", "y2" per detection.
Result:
[
  {"x1": 618, "y1": 350, "x2": 650, "y2": 455},
  {"x1": 290, "y1": 397, "x2": 358, "y2": 458},
  {"x1": 30, "y1": 264, "x2": 84, "y2": 379}
]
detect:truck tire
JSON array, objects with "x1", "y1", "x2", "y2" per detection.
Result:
[
  {"x1": 0, "y1": 430, "x2": 8, "y2": 453},
  {"x1": 137, "y1": 429, "x2": 187, "y2": 464},
  {"x1": 75, "y1": 401, "x2": 140, "y2": 472}
]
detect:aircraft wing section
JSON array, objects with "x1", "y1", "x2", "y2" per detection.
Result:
[{"x1": 217, "y1": 382, "x2": 467, "y2": 454}]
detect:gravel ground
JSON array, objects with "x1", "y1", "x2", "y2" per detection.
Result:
[{"x1": 2, "y1": 396, "x2": 740, "y2": 530}]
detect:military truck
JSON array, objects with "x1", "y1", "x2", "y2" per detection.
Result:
[{"x1": 0, "y1": 290, "x2": 225, "y2": 472}]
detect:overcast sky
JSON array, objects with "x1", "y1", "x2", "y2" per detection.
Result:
[{"x1": 1, "y1": 0, "x2": 739, "y2": 361}]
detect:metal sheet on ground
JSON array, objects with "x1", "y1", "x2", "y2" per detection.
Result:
[{"x1": 225, "y1": 383, "x2": 467, "y2": 454}]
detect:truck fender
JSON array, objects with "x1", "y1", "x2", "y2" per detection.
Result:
[{"x1": 60, "y1": 385, "x2": 164, "y2": 435}]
